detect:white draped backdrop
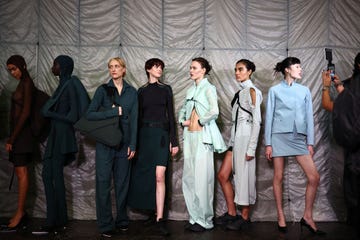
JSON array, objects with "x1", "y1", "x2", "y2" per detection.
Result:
[{"x1": 0, "y1": 0, "x2": 359, "y2": 222}]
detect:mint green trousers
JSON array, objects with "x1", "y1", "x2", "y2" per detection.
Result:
[{"x1": 182, "y1": 130, "x2": 214, "y2": 229}]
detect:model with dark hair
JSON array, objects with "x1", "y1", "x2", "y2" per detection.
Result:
[
  {"x1": 128, "y1": 58, "x2": 179, "y2": 236},
  {"x1": 215, "y1": 59, "x2": 263, "y2": 231},
  {"x1": 1, "y1": 55, "x2": 38, "y2": 233},
  {"x1": 265, "y1": 57, "x2": 325, "y2": 235},
  {"x1": 179, "y1": 57, "x2": 227, "y2": 232}
]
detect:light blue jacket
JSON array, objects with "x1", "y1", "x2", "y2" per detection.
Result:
[
  {"x1": 264, "y1": 80, "x2": 314, "y2": 146},
  {"x1": 178, "y1": 78, "x2": 227, "y2": 153}
]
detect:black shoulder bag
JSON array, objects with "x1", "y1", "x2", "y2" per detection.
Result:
[{"x1": 74, "y1": 84, "x2": 123, "y2": 147}]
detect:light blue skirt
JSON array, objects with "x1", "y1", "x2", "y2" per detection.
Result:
[{"x1": 272, "y1": 131, "x2": 309, "y2": 157}]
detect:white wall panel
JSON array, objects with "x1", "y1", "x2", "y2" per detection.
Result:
[
  {"x1": 40, "y1": 0, "x2": 78, "y2": 44},
  {"x1": 206, "y1": 0, "x2": 247, "y2": 49},
  {"x1": 289, "y1": 0, "x2": 328, "y2": 48},
  {"x1": 164, "y1": 0, "x2": 204, "y2": 49},
  {"x1": 331, "y1": 0, "x2": 360, "y2": 47},
  {"x1": 247, "y1": 0, "x2": 287, "y2": 49},
  {"x1": 80, "y1": 0, "x2": 121, "y2": 45},
  {"x1": 0, "y1": 1, "x2": 38, "y2": 43},
  {"x1": 123, "y1": 0, "x2": 162, "y2": 47}
]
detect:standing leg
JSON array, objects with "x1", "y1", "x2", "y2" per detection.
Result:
[
  {"x1": 193, "y1": 137, "x2": 214, "y2": 229},
  {"x1": 95, "y1": 145, "x2": 115, "y2": 233},
  {"x1": 217, "y1": 151, "x2": 236, "y2": 216},
  {"x1": 296, "y1": 155, "x2": 320, "y2": 230},
  {"x1": 52, "y1": 154, "x2": 67, "y2": 227},
  {"x1": 241, "y1": 206, "x2": 250, "y2": 220},
  {"x1": 42, "y1": 156, "x2": 56, "y2": 227},
  {"x1": 156, "y1": 166, "x2": 166, "y2": 221},
  {"x1": 355, "y1": 173, "x2": 360, "y2": 239},
  {"x1": 8, "y1": 166, "x2": 28, "y2": 227},
  {"x1": 155, "y1": 165, "x2": 170, "y2": 235},
  {"x1": 344, "y1": 150, "x2": 356, "y2": 225},
  {"x1": 114, "y1": 146, "x2": 131, "y2": 228},
  {"x1": 182, "y1": 130, "x2": 196, "y2": 225},
  {"x1": 272, "y1": 157, "x2": 286, "y2": 227}
]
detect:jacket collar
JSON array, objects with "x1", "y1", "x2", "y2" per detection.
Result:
[
  {"x1": 107, "y1": 78, "x2": 131, "y2": 93},
  {"x1": 194, "y1": 78, "x2": 209, "y2": 89},
  {"x1": 281, "y1": 79, "x2": 297, "y2": 88},
  {"x1": 239, "y1": 79, "x2": 252, "y2": 90}
]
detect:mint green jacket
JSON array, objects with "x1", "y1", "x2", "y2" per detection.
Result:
[{"x1": 178, "y1": 78, "x2": 227, "y2": 153}]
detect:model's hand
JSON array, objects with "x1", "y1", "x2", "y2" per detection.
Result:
[
  {"x1": 5, "y1": 143, "x2": 12, "y2": 152},
  {"x1": 322, "y1": 70, "x2": 332, "y2": 87},
  {"x1": 322, "y1": 70, "x2": 344, "y2": 93},
  {"x1": 181, "y1": 120, "x2": 190, "y2": 127},
  {"x1": 171, "y1": 146, "x2": 179, "y2": 157},
  {"x1": 118, "y1": 106, "x2": 122, "y2": 116},
  {"x1": 127, "y1": 147, "x2": 135, "y2": 160},
  {"x1": 245, "y1": 154, "x2": 254, "y2": 161},
  {"x1": 307, "y1": 145, "x2": 314, "y2": 157},
  {"x1": 265, "y1": 146, "x2": 273, "y2": 161}
]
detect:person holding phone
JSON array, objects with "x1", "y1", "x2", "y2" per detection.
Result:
[{"x1": 322, "y1": 53, "x2": 360, "y2": 234}]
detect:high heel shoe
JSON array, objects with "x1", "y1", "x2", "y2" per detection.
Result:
[
  {"x1": 0, "y1": 212, "x2": 28, "y2": 233},
  {"x1": 300, "y1": 217, "x2": 326, "y2": 236},
  {"x1": 277, "y1": 224, "x2": 288, "y2": 233}
]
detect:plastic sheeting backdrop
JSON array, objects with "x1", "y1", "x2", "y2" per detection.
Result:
[{"x1": 0, "y1": 0, "x2": 359, "y2": 221}]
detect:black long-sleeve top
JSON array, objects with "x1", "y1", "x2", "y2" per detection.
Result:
[{"x1": 138, "y1": 82, "x2": 178, "y2": 147}]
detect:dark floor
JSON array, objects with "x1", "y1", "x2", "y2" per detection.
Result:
[{"x1": 0, "y1": 218, "x2": 358, "y2": 240}]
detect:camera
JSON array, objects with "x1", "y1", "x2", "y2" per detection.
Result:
[{"x1": 325, "y1": 48, "x2": 335, "y2": 81}]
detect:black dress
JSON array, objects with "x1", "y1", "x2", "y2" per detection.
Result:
[
  {"x1": 9, "y1": 78, "x2": 38, "y2": 166},
  {"x1": 128, "y1": 82, "x2": 178, "y2": 210}
]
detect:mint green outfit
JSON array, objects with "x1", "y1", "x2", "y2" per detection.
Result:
[{"x1": 179, "y1": 78, "x2": 227, "y2": 229}]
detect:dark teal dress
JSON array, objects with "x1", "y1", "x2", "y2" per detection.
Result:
[{"x1": 128, "y1": 82, "x2": 178, "y2": 210}]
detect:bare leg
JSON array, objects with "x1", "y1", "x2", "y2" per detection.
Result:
[
  {"x1": 296, "y1": 154, "x2": 320, "y2": 230},
  {"x1": 217, "y1": 151, "x2": 236, "y2": 216},
  {"x1": 8, "y1": 166, "x2": 28, "y2": 227},
  {"x1": 273, "y1": 157, "x2": 286, "y2": 227},
  {"x1": 241, "y1": 206, "x2": 250, "y2": 220},
  {"x1": 156, "y1": 166, "x2": 166, "y2": 221}
]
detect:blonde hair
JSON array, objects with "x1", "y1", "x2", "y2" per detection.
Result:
[{"x1": 108, "y1": 57, "x2": 126, "y2": 77}]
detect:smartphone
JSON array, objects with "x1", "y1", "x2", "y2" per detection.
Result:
[
  {"x1": 325, "y1": 48, "x2": 332, "y2": 62},
  {"x1": 325, "y1": 48, "x2": 335, "y2": 81},
  {"x1": 328, "y1": 64, "x2": 335, "y2": 81}
]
